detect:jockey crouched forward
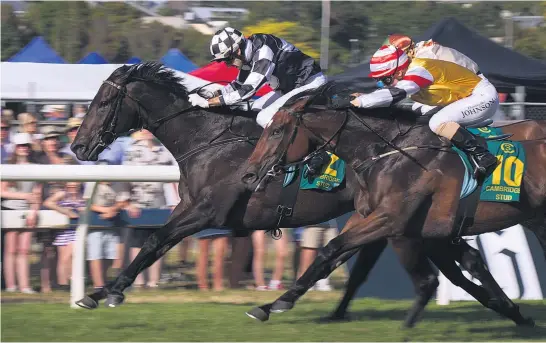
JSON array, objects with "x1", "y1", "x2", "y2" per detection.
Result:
[
  {"x1": 351, "y1": 45, "x2": 499, "y2": 178},
  {"x1": 188, "y1": 27, "x2": 330, "y2": 177},
  {"x1": 384, "y1": 33, "x2": 487, "y2": 116}
]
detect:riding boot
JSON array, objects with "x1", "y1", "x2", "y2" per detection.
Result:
[
  {"x1": 450, "y1": 127, "x2": 499, "y2": 179},
  {"x1": 306, "y1": 150, "x2": 331, "y2": 181}
]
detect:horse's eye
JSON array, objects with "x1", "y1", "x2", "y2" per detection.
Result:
[
  {"x1": 271, "y1": 128, "x2": 282, "y2": 137},
  {"x1": 99, "y1": 101, "x2": 109, "y2": 108}
]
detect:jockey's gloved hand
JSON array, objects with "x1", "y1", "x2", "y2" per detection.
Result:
[
  {"x1": 330, "y1": 94, "x2": 352, "y2": 109},
  {"x1": 306, "y1": 150, "x2": 331, "y2": 181},
  {"x1": 189, "y1": 94, "x2": 210, "y2": 108}
]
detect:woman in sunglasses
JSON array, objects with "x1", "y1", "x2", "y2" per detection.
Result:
[{"x1": 350, "y1": 44, "x2": 499, "y2": 179}]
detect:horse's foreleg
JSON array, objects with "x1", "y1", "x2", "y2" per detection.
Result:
[
  {"x1": 262, "y1": 210, "x2": 395, "y2": 315},
  {"x1": 76, "y1": 199, "x2": 216, "y2": 309},
  {"x1": 325, "y1": 239, "x2": 388, "y2": 321}
]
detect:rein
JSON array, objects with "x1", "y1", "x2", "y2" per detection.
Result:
[{"x1": 99, "y1": 79, "x2": 258, "y2": 164}]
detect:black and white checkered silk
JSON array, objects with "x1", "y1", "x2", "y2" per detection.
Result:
[{"x1": 218, "y1": 33, "x2": 322, "y2": 106}]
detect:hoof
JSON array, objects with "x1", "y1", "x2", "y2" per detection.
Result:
[
  {"x1": 246, "y1": 305, "x2": 270, "y2": 322},
  {"x1": 75, "y1": 295, "x2": 99, "y2": 310},
  {"x1": 104, "y1": 293, "x2": 125, "y2": 308},
  {"x1": 271, "y1": 300, "x2": 294, "y2": 313}
]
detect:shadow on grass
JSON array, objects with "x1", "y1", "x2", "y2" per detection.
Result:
[
  {"x1": 468, "y1": 324, "x2": 546, "y2": 340},
  {"x1": 281, "y1": 302, "x2": 545, "y2": 327}
]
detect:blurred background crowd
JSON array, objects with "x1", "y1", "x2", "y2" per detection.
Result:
[
  {"x1": 1, "y1": 0, "x2": 546, "y2": 295},
  {"x1": 1, "y1": 105, "x2": 343, "y2": 294}
]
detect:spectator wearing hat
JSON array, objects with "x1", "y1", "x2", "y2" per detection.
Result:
[
  {"x1": 1, "y1": 133, "x2": 42, "y2": 294},
  {"x1": 40, "y1": 105, "x2": 67, "y2": 121},
  {"x1": 60, "y1": 118, "x2": 93, "y2": 165},
  {"x1": 1, "y1": 117, "x2": 13, "y2": 163},
  {"x1": 37, "y1": 125, "x2": 76, "y2": 167},
  {"x1": 17, "y1": 113, "x2": 42, "y2": 156},
  {"x1": 36, "y1": 125, "x2": 77, "y2": 292}
]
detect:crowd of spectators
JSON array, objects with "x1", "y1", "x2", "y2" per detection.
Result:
[{"x1": 1, "y1": 106, "x2": 341, "y2": 293}]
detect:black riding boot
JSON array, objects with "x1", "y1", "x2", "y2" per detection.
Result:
[
  {"x1": 306, "y1": 150, "x2": 331, "y2": 181},
  {"x1": 450, "y1": 127, "x2": 499, "y2": 179}
]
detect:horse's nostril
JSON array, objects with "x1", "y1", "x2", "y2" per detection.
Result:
[{"x1": 242, "y1": 172, "x2": 258, "y2": 185}]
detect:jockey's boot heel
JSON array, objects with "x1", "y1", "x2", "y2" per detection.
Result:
[{"x1": 451, "y1": 127, "x2": 499, "y2": 179}]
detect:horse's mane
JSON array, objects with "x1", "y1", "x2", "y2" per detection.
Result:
[{"x1": 111, "y1": 62, "x2": 189, "y2": 96}]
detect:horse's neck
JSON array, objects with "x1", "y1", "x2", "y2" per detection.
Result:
[
  {"x1": 151, "y1": 108, "x2": 260, "y2": 165},
  {"x1": 332, "y1": 111, "x2": 433, "y2": 168}
]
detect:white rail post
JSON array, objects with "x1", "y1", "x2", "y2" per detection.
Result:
[
  {"x1": 436, "y1": 272, "x2": 451, "y2": 305},
  {"x1": 70, "y1": 181, "x2": 98, "y2": 308}
]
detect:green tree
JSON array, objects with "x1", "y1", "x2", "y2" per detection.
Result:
[{"x1": 1, "y1": 4, "x2": 23, "y2": 60}]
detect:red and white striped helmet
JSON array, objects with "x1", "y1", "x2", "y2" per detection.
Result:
[{"x1": 368, "y1": 45, "x2": 410, "y2": 79}]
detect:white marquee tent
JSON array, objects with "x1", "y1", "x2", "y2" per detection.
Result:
[{"x1": 1, "y1": 62, "x2": 221, "y2": 102}]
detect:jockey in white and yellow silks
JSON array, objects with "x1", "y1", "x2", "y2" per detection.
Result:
[
  {"x1": 381, "y1": 34, "x2": 486, "y2": 116},
  {"x1": 351, "y1": 45, "x2": 499, "y2": 178}
]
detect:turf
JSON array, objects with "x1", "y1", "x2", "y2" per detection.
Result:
[{"x1": 2, "y1": 291, "x2": 546, "y2": 341}]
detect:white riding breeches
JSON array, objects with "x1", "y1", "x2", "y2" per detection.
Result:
[
  {"x1": 255, "y1": 73, "x2": 328, "y2": 128},
  {"x1": 428, "y1": 78, "x2": 499, "y2": 133}
]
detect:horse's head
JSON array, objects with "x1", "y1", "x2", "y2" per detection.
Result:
[
  {"x1": 71, "y1": 62, "x2": 189, "y2": 161},
  {"x1": 242, "y1": 95, "x2": 345, "y2": 189}
]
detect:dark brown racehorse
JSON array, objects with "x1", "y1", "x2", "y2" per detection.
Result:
[
  {"x1": 243, "y1": 86, "x2": 546, "y2": 318},
  {"x1": 70, "y1": 63, "x2": 542, "y2": 327},
  {"x1": 327, "y1": 119, "x2": 546, "y2": 324}
]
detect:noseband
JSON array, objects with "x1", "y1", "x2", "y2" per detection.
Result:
[
  {"x1": 260, "y1": 106, "x2": 348, "y2": 186},
  {"x1": 88, "y1": 80, "x2": 147, "y2": 159}
]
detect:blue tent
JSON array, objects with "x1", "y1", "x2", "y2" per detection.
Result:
[
  {"x1": 126, "y1": 56, "x2": 142, "y2": 64},
  {"x1": 160, "y1": 49, "x2": 197, "y2": 72},
  {"x1": 8, "y1": 36, "x2": 65, "y2": 63},
  {"x1": 78, "y1": 52, "x2": 108, "y2": 64}
]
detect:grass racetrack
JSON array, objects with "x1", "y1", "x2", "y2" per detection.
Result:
[{"x1": 2, "y1": 290, "x2": 546, "y2": 341}]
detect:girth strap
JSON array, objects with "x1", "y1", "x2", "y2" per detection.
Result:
[
  {"x1": 267, "y1": 162, "x2": 304, "y2": 239},
  {"x1": 451, "y1": 179, "x2": 484, "y2": 245}
]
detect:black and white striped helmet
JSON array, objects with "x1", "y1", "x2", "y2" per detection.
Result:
[{"x1": 210, "y1": 27, "x2": 245, "y2": 61}]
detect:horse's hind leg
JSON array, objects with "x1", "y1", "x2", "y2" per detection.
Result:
[
  {"x1": 326, "y1": 238, "x2": 388, "y2": 321},
  {"x1": 427, "y1": 239, "x2": 534, "y2": 327},
  {"x1": 390, "y1": 237, "x2": 439, "y2": 328}
]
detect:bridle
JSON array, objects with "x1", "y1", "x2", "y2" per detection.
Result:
[
  {"x1": 91, "y1": 77, "x2": 256, "y2": 162},
  {"x1": 261, "y1": 105, "x2": 349, "y2": 183}
]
